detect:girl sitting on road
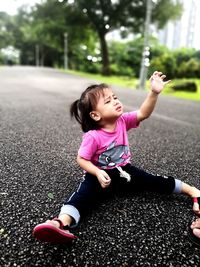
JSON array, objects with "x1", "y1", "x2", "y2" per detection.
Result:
[{"x1": 33, "y1": 71, "x2": 200, "y2": 243}]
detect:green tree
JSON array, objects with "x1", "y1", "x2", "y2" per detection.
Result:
[
  {"x1": 109, "y1": 41, "x2": 135, "y2": 76},
  {"x1": 173, "y1": 48, "x2": 196, "y2": 67},
  {"x1": 3, "y1": 0, "x2": 183, "y2": 73},
  {"x1": 177, "y1": 58, "x2": 200, "y2": 78},
  {"x1": 173, "y1": 48, "x2": 197, "y2": 78},
  {"x1": 0, "y1": 12, "x2": 15, "y2": 49},
  {"x1": 108, "y1": 37, "x2": 145, "y2": 77},
  {"x1": 70, "y1": 0, "x2": 182, "y2": 75},
  {"x1": 12, "y1": 8, "x2": 37, "y2": 65},
  {"x1": 108, "y1": 37, "x2": 171, "y2": 78},
  {"x1": 24, "y1": 0, "x2": 97, "y2": 67},
  {"x1": 30, "y1": 0, "x2": 69, "y2": 66},
  {"x1": 0, "y1": 12, "x2": 22, "y2": 64},
  {"x1": 150, "y1": 53, "x2": 176, "y2": 78}
]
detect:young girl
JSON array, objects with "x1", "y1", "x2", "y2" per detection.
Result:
[{"x1": 33, "y1": 71, "x2": 200, "y2": 243}]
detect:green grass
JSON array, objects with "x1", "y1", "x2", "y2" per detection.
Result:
[
  {"x1": 164, "y1": 79, "x2": 200, "y2": 101},
  {"x1": 65, "y1": 69, "x2": 138, "y2": 88},
  {"x1": 64, "y1": 69, "x2": 200, "y2": 101}
]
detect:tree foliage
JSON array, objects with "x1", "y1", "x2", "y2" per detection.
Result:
[
  {"x1": 23, "y1": 0, "x2": 98, "y2": 67},
  {"x1": 70, "y1": 0, "x2": 183, "y2": 75},
  {"x1": 2, "y1": 0, "x2": 195, "y2": 79},
  {"x1": 0, "y1": 12, "x2": 15, "y2": 49}
]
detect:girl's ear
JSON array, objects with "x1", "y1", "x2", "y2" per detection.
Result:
[{"x1": 89, "y1": 111, "x2": 101, "y2": 121}]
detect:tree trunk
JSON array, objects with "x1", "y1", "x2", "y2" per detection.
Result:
[{"x1": 98, "y1": 32, "x2": 110, "y2": 76}]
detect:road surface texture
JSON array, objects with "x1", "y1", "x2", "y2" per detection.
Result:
[{"x1": 0, "y1": 66, "x2": 200, "y2": 267}]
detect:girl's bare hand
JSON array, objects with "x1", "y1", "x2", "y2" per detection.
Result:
[
  {"x1": 96, "y1": 170, "x2": 111, "y2": 188},
  {"x1": 150, "y1": 71, "x2": 171, "y2": 94}
]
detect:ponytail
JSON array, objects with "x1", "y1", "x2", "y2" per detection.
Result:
[
  {"x1": 70, "y1": 98, "x2": 93, "y2": 132},
  {"x1": 70, "y1": 99, "x2": 81, "y2": 124}
]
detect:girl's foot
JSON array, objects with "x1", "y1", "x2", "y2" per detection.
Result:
[
  {"x1": 188, "y1": 218, "x2": 200, "y2": 247},
  {"x1": 191, "y1": 218, "x2": 200, "y2": 238},
  {"x1": 33, "y1": 218, "x2": 77, "y2": 243}
]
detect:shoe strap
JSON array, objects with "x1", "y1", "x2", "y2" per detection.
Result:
[
  {"x1": 53, "y1": 218, "x2": 69, "y2": 230},
  {"x1": 193, "y1": 197, "x2": 200, "y2": 203}
]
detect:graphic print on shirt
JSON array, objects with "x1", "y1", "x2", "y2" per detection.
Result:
[{"x1": 98, "y1": 141, "x2": 129, "y2": 168}]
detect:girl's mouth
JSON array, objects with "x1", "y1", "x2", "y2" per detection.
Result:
[{"x1": 116, "y1": 106, "x2": 122, "y2": 112}]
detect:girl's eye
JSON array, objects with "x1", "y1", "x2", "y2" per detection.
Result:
[{"x1": 105, "y1": 100, "x2": 110, "y2": 104}]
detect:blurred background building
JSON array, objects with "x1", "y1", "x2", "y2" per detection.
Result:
[
  {"x1": 107, "y1": 0, "x2": 200, "y2": 50},
  {"x1": 157, "y1": 0, "x2": 200, "y2": 49}
]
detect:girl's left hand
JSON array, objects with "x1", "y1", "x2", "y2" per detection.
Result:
[
  {"x1": 96, "y1": 169, "x2": 111, "y2": 188},
  {"x1": 150, "y1": 71, "x2": 171, "y2": 94}
]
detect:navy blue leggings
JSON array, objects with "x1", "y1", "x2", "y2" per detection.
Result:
[{"x1": 64, "y1": 164, "x2": 175, "y2": 218}]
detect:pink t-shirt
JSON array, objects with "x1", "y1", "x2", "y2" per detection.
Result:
[{"x1": 78, "y1": 111, "x2": 139, "y2": 169}]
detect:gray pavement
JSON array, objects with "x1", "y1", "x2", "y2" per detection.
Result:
[{"x1": 0, "y1": 66, "x2": 200, "y2": 267}]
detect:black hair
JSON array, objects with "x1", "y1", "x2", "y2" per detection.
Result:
[{"x1": 70, "y1": 83, "x2": 109, "y2": 132}]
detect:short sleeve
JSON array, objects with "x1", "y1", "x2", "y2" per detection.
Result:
[
  {"x1": 121, "y1": 111, "x2": 140, "y2": 131},
  {"x1": 78, "y1": 132, "x2": 98, "y2": 160}
]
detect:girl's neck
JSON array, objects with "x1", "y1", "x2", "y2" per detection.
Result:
[{"x1": 101, "y1": 121, "x2": 117, "y2": 132}]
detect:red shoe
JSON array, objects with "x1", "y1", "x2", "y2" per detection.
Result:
[{"x1": 33, "y1": 218, "x2": 77, "y2": 244}]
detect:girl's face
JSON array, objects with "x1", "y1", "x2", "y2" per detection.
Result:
[{"x1": 90, "y1": 88, "x2": 123, "y2": 124}]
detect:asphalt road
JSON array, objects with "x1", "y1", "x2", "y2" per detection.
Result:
[{"x1": 0, "y1": 66, "x2": 200, "y2": 267}]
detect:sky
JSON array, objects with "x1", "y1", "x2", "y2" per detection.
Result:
[{"x1": 0, "y1": 0, "x2": 42, "y2": 15}]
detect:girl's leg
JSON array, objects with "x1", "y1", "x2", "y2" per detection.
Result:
[
  {"x1": 59, "y1": 173, "x2": 108, "y2": 227},
  {"x1": 181, "y1": 182, "x2": 200, "y2": 197},
  {"x1": 181, "y1": 182, "x2": 200, "y2": 214},
  {"x1": 33, "y1": 173, "x2": 107, "y2": 243},
  {"x1": 122, "y1": 164, "x2": 176, "y2": 194},
  {"x1": 33, "y1": 213, "x2": 76, "y2": 243},
  {"x1": 58, "y1": 214, "x2": 73, "y2": 226},
  {"x1": 38, "y1": 171, "x2": 114, "y2": 231},
  {"x1": 122, "y1": 164, "x2": 200, "y2": 214}
]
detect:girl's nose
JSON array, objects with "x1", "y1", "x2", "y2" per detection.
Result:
[{"x1": 113, "y1": 99, "x2": 118, "y2": 105}]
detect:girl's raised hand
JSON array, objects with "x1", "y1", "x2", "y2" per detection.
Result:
[{"x1": 150, "y1": 71, "x2": 171, "y2": 94}]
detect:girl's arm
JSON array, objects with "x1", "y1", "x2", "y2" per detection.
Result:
[
  {"x1": 137, "y1": 71, "x2": 170, "y2": 122},
  {"x1": 77, "y1": 155, "x2": 111, "y2": 188}
]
